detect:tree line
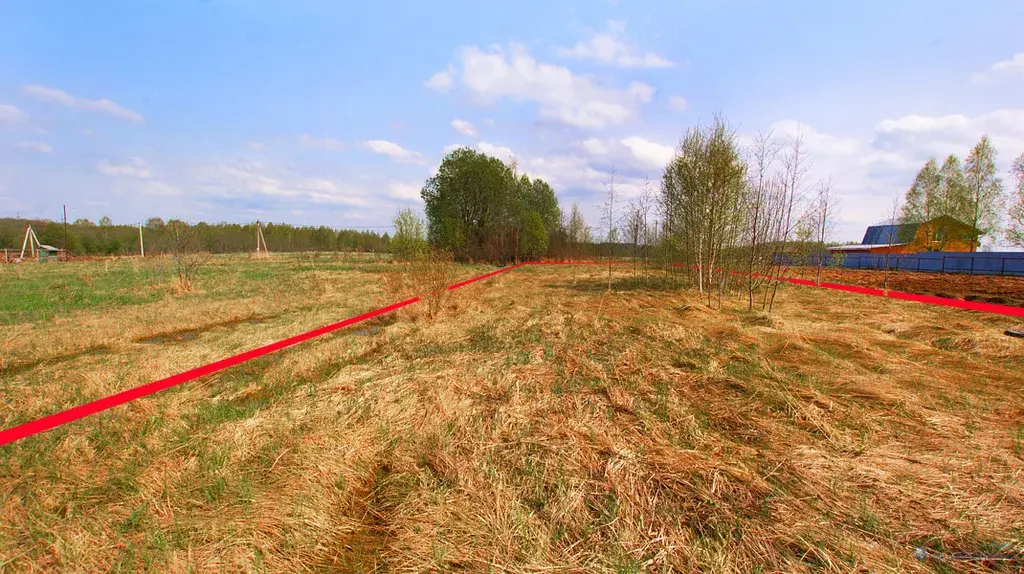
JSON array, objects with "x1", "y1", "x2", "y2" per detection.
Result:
[{"x1": 0, "y1": 217, "x2": 389, "y2": 256}]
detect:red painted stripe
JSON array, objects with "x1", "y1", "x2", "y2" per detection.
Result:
[
  {"x1": 0, "y1": 296, "x2": 420, "y2": 447},
  {"x1": 677, "y1": 264, "x2": 1024, "y2": 317},
  {"x1": 447, "y1": 263, "x2": 523, "y2": 290},
  {"x1": 4, "y1": 261, "x2": 1021, "y2": 447},
  {"x1": 2, "y1": 263, "x2": 521, "y2": 447},
  {"x1": 529, "y1": 260, "x2": 630, "y2": 266}
]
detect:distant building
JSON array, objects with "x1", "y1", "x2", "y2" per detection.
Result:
[
  {"x1": 829, "y1": 215, "x2": 978, "y2": 255},
  {"x1": 36, "y1": 244, "x2": 66, "y2": 262}
]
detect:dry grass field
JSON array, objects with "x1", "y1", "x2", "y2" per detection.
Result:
[
  {"x1": 786, "y1": 266, "x2": 1024, "y2": 308},
  {"x1": 2, "y1": 256, "x2": 1023, "y2": 572}
]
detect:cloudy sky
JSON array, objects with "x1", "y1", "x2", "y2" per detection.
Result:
[{"x1": 1, "y1": 0, "x2": 1022, "y2": 242}]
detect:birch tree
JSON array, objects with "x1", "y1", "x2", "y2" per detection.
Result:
[
  {"x1": 637, "y1": 176, "x2": 656, "y2": 278},
  {"x1": 900, "y1": 158, "x2": 940, "y2": 246},
  {"x1": 963, "y1": 136, "x2": 1004, "y2": 251},
  {"x1": 600, "y1": 168, "x2": 620, "y2": 290},
  {"x1": 1007, "y1": 154, "x2": 1024, "y2": 248},
  {"x1": 567, "y1": 201, "x2": 590, "y2": 261},
  {"x1": 805, "y1": 179, "x2": 839, "y2": 285},
  {"x1": 766, "y1": 129, "x2": 810, "y2": 312},
  {"x1": 938, "y1": 155, "x2": 972, "y2": 223},
  {"x1": 623, "y1": 199, "x2": 644, "y2": 275},
  {"x1": 744, "y1": 131, "x2": 781, "y2": 310},
  {"x1": 883, "y1": 197, "x2": 901, "y2": 293},
  {"x1": 661, "y1": 115, "x2": 747, "y2": 307}
]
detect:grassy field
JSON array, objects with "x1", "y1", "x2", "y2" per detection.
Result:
[{"x1": 2, "y1": 255, "x2": 1023, "y2": 572}]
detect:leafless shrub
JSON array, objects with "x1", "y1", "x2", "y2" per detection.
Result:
[
  {"x1": 167, "y1": 220, "x2": 210, "y2": 292},
  {"x1": 381, "y1": 248, "x2": 456, "y2": 319}
]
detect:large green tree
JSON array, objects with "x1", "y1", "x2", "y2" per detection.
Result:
[
  {"x1": 422, "y1": 147, "x2": 516, "y2": 260},
  {"x1": 421, "y1": 147, "x2": 561, "y2": 262},
  {"x1": 963, "y1": 135, "x2": 1004, "y2": 250}
]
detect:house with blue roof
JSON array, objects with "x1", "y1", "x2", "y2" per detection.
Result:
[{"x1": 828, "y1": 215, "x2": 979, "y2": 255}]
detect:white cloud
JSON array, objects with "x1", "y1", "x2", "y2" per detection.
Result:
[
  {"x1": 525, "y1": 152, "x2": 652, "y2": 200},
  {"x1": 620, "y1": 136, "x2": 674, "y2": 168},
  {"x1": 197, "y1": 162, "x2": 370, "y2": 206},
  {"x1": 388, "y1": 181, "x2": 422, "y2": 201},
  {"x1": 295, "y1": 178, "x2": 340, "y2": 193},
  {"x1": 558, "y1": 20, "x2": 674, "y2": 68},
  {"x1": 298, "y1": 134, "x2": 345, "y2": 150},
  {"x1": 874, "y1": 109, "x2": 1024, "y2": 163},
  {"x1": 473, "y1": 141, "x2": 643, "y2": 201},
  {"x1": 581, "y1": 137, "x2": 610, "y2": 155},
  {"x1": 424, "y1": 65, "x2": 455, "y2": 92},
  {"x1": 450, "y1": 119, "x2": 478, "y2": 137},
  {"x1": 0, "y1": 104, "x2": 28, "y2": 123},
  {"x1": 772, "y1": 120, "x2": 861, "y2": 157},
  {"x1": 429, "y1": 42, "x2": 654, "y2": 129},
  {"x1": 97, "y1": 157, "x2": 152, "y2": 179},
  {"x1": 972, "y1": 53, "x2": 1024, "y2": 84},
  {"x1": 23, "y1": 85, "x2": 143, "y2": 123},
  {"x1": 16, "y1": 141, "x2": 52, "y2": 154},
  {"x1": 442, "y1": 143, "x2": 465, "y2": 155},
  {"x1": 360, "y1": 139, "x2": 422, "y2": 162},
  {"x1": 136, "y1": 180, "x2": 182, "y2": 196},
  {"x1": 477, "y1": 141, "x2": 517, "y2": 161},
  {"x1": 247, "y1": 141, "x2": 265, "y2": 151},
  {"x1": 93, "y1": 158, "x2": 182, "y2": 197},
  {"x1": 667, "y1": 95, "x2": 689, "y2": 112}
]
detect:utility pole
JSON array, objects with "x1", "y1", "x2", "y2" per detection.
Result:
[
  {"x1": 63, "y1": 205, "x2": 69, "y2": 261},
  {"x1": 138, "y1": 223, "x2": 145, "y2": 257}
]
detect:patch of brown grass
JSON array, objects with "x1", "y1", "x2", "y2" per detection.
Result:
[{"x1": 1, "y1": 259, "x2": 1022, "y2": 572}]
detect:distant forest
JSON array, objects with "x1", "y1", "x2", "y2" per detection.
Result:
[{"x1": 0, "y1": 217, "x2": 389, "y2": 256}]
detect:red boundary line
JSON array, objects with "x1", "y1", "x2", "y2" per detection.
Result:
[
  {"x1": 2, "y1": 260, "x2": 1021, "y2": 447},
  {"x1": 681, "y1": 264, "x2": 1024, "y2": 318},
  {"x1": 0, "y1": 263, "x2": 523, "y2": 447}
]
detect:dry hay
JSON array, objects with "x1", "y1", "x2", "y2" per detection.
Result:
[{"x1": 1, "y1": 259, "x2": 1022, "y2": 572}]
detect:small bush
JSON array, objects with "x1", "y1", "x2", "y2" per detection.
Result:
[
  {"x1": 167, "y1": 221, "x2": 210, "y2": 292},
  {"x1": 391, "y1": 209, "x2": 428, "y2": 261},
  {"x1": 380, "y1": 248, "x2": 456, "y2": 319}
]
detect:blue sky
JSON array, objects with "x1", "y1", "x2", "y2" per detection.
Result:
[{"x1": 1, "y1": 0, "x2": 1022, "y2": 242}]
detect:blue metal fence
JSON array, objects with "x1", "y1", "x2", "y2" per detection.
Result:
[{"x1": 785, "y1": 252, "x2": 1024, "y2": 277}]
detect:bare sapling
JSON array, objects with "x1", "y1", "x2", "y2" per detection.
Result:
[
  {"x1": 639, "y1": 176, "x2": 655, "y2": 281},
  {"x1": 380, "y1": 247, "x2": 456, "y2": 320},
  {"x1": 744, "y1": 131, "x2": 781, "y2": 310},
  {"x1": 168, "y1": 220, "x2": 210, "y2": 292},
  {"x1": 883, "y1": 197, "x2": 902, "y2": 293},
  {"x1": 767, "y1": 129, "x2": 810, "y2": 312},
  {"x1": 601, "y1": 168, "x2": 620, "y2": 291},
  {"x1": 1008, "y1": 154, "x2": 1024, "y2": 248},
  {"x1": 811, "y1": 178, "x2": 839, "y2": 286},
  {"x1": 624, "y1": 199, "x2": 643, "y2": 278}
]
